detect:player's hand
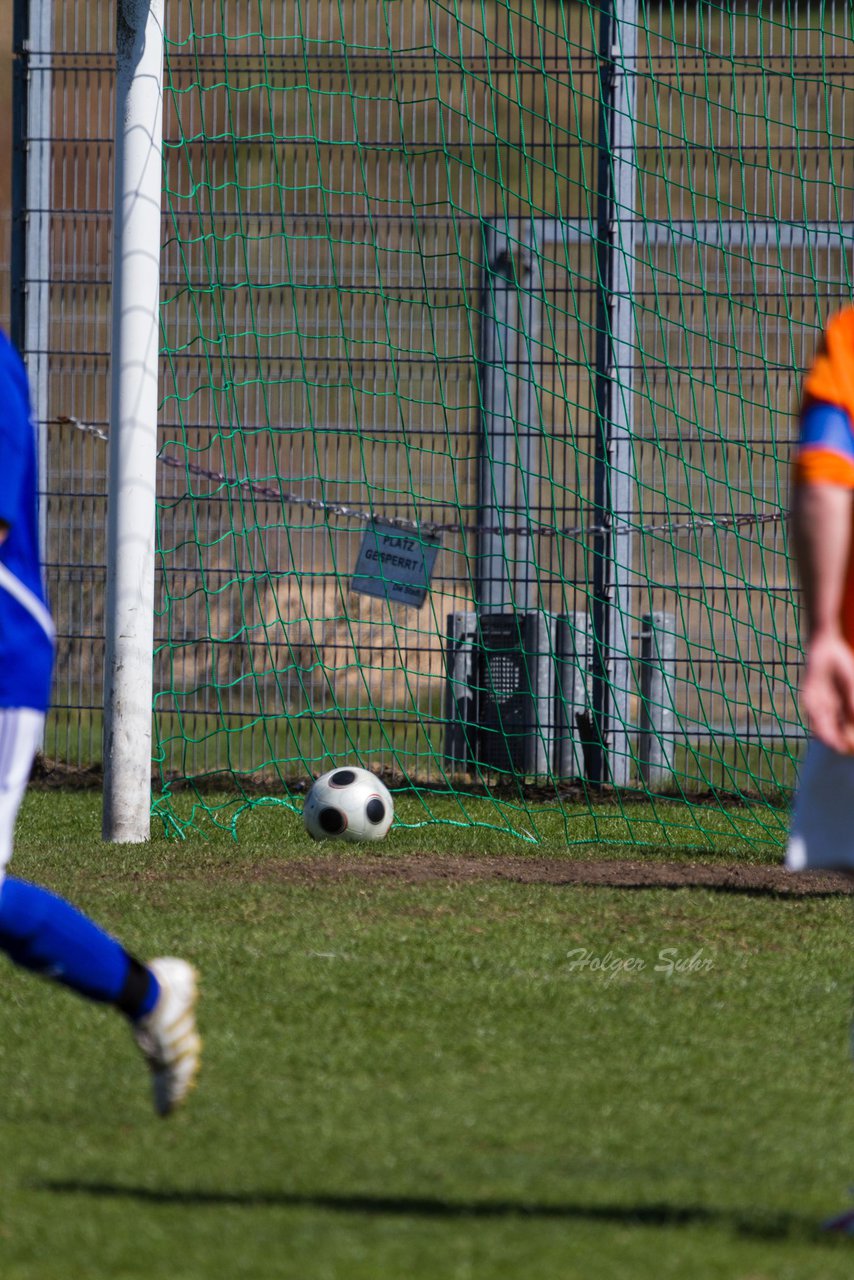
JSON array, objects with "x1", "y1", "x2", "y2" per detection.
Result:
[{"x1": 800, "y1": 629, "x2": 854, "y2": 754}]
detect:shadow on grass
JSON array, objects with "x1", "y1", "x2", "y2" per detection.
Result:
[{"x1": 35, "y1": 1180, "x2": 836, "y2": 1243}]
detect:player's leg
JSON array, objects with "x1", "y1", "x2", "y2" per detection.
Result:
[
  {"x1": 787, "y1": 750, "x2": 854, "y2": 1231},
  {"x1": 0, "y1": 710, "x2": 156, "y2": 1008},
  {"x1": 0, "y1": 875, "x2": 158, "y2": 1009},
  {"x1": 786, "y1": 739, "x2": 854, "y2": 871},
  {"x1": 0, "y1": 708, "x2": 201, "y2": 1114}
]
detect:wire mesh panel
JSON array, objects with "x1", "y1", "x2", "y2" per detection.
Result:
[{"x1": 18, "y1": 1, "x2": 854, "y2": 844}]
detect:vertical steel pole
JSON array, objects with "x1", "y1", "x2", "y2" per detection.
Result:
[
  {"x1": 639, "y1": 611, "x2": 677, "y2": 788},
  {"x1": 515, "y1": 220, "x2": 543, "y2": 613},
  {"x1": 591, "y1": 0, "x2": 638, "y2": 786},
  {"x1": 514, "y1": 218, "x2": 547, "y2": 614},
  {"x1": 103, "y1": 0, "x2": 165, "y2": 842},
  {"x1": 12, "y1": 0, "x2": 53, "y2": 568},
  {"x1": 556, "y1": 611, "x2": 592, "y2": 779},
  {"x1": 10, "y1": 1, "x2": 25, "y2": 353}
]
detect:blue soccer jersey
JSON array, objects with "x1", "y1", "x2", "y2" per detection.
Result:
[{"x1": 0, "y1": 333, "x2": 54, "y2": 711}]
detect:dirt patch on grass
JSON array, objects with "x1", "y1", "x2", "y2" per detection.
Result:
[{"x1": 249, "y1": 855, "x2": 854, "y2": 896}]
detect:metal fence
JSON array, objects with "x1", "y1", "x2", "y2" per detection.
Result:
[{"x1": 13, "y1": 1, "x2": 852, "y2": 795}]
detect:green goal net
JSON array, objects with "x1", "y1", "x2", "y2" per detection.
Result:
[
  {"x1": 148, "y1": 2, "x2": 850, "y2": 849},
  {"x1": 136, "y1": 2, "x2": 850, "y2": 844}
]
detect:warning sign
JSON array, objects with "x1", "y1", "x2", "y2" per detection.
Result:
[{"x1": 351, "y1": 524, "x2": 440, "y2": 608}]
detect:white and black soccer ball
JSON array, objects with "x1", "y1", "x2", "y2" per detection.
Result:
[{"x1": 303, "y1": 767, "x2": 394, "y2": 842}]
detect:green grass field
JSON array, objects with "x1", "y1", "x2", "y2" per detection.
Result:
[{"x1": 0, "y1": 791, "x2": 852, "y2": 1279}]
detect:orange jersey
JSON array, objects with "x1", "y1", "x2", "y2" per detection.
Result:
[
  {"x1": 794, "y1": 307, "x2": 854, "y2": 643},
  {"x1": 796, "y1": 307, "x2": 854, "y2": 487}
]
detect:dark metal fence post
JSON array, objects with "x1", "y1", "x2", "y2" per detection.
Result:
[{"x1": 476, "y1": 220, "x2": 518, "y2": 612}]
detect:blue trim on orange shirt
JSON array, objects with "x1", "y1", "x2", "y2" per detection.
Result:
[{"x1": 799, "y1": 400, "x2": 854, "y2": 458}]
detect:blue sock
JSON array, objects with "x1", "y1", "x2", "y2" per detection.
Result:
[{"x1": 0, "y1": 877, "x2": 159, "y2": 1016}]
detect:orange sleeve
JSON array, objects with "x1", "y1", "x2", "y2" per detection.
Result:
[
  {"x1": 794, "y1": 447, "x2": 854, "y2": 489},
  {"x1": 802, "y1": 308, "x2": 854, "y2": 423}
]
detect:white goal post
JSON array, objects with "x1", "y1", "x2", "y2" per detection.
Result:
[{"x1": 102, "y1": 0, "x2": 165, "y2": 843}]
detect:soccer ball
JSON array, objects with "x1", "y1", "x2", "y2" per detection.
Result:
[{"x1": 303, "y1": 767, "x2": 394, "y2": 842}]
